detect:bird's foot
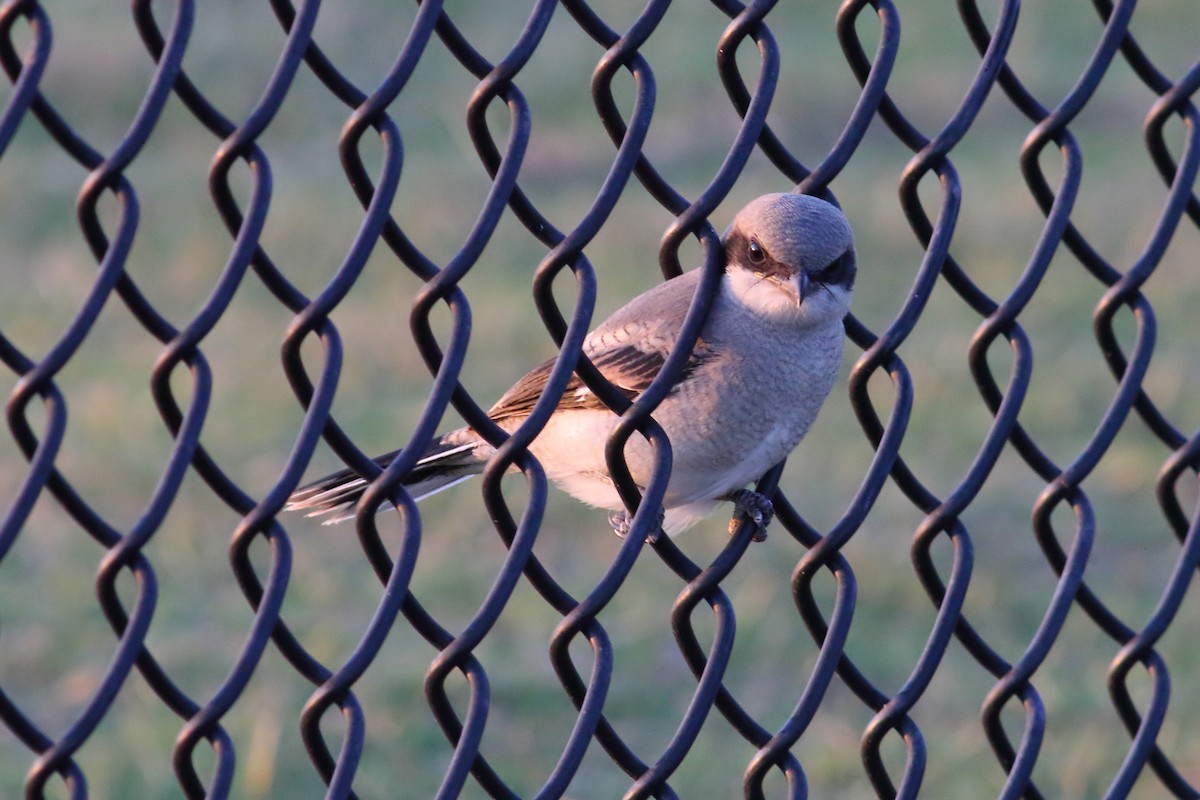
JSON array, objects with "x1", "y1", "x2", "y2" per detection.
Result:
[
  {"x1": 724, "y1": 489, "x2": 774, "y2": 542},
  {"x1": 608, "y1": 507, "x2": 664, "y2": 544}
]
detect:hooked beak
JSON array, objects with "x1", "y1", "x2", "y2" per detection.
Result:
[
  {"x1": 761, "y1": 268, "x2": 807, "y2": 308},
  {"x1": 788, "y1": 271, "x2": 807, "y2": 308}
]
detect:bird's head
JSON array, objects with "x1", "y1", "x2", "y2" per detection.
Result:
[{"x1": 722, "y1": 192, "x2": 856, "y2": 328}]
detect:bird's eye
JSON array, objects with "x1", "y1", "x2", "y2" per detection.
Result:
[{"x1": 747, "y1": 239, "x2": 766, "y2": 264}]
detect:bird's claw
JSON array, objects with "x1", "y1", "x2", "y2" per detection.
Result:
[
  {"x1": 608, "y1": 508, "x2": 664, "y2": 544},
  {"x1": 725, "y1": 489, "x2": 774, "y2": 542}
]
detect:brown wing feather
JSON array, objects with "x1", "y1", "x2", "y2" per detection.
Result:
[
  {"x1": 489, "y1": 269, "x2": 712, "y2": 423},
  {"x1": 487, "y1": 345, "x2": 711, "y2": 423}
]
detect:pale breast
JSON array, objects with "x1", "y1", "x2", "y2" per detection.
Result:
[{"x1": 652, "y1": 304, "x2": 845, "y2": 506}]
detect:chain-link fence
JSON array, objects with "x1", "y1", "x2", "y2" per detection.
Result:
[{"x1": 1, "y1": 1, "x2": 1198, "y2": 798}]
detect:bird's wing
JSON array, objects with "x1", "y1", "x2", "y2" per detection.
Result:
[{"x1": 488, "y1": 269, "x2": 713, "y2": 423}]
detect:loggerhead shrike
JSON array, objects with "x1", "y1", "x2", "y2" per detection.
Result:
[{"x1": 286, "y1": 193, "x2": 856, "y2": 539}]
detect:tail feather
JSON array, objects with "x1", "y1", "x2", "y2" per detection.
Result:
[{"x1": 285, "y1": 435, "x2": 485, "y2": 524}]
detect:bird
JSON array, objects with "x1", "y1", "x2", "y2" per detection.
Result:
[{"x1": 285, "y1": 192, "x2": 856, "y2": 540}]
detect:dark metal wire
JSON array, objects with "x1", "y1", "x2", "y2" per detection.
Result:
[{"x1": 0, "y1": 0, "x2": 1197, "y2": 798}]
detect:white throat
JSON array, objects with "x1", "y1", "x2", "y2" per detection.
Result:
[
  {"x1": 724, "y1": 266, "x2": 850, "y2": 330},
  {"x1": 725, "y1": 266, "x2": 803, "y2": 321}
]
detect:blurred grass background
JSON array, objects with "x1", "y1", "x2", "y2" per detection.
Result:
[{"x1": 0, "y1": 1, "x2": 1198, "y2": 797}]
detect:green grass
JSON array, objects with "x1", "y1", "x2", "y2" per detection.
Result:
[{"x1": 1, "y1": 1, "x2": 1199, "y2": 798}]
